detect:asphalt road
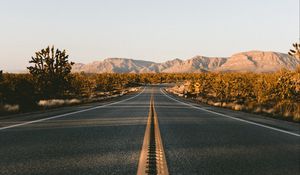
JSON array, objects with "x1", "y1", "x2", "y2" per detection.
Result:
[{"x1": 0, "y1": 86, "x2": 299, "y2": 175}]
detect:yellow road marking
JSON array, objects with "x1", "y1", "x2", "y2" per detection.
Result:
[{"x1": 137, "y1": 91, "x2": 169, "y2": 175}]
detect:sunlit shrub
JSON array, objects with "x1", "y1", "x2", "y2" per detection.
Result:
[{"x1": 172, "y1": 70, "x2": 300, "y2": 121}]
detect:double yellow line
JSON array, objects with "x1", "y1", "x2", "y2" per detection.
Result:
[{"x1": 137, "y1": 91, "x2": 169, "y2": 175}]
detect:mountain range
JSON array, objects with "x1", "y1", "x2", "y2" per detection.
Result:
[{"x1": 72, "y1": 51, "x2": 300, "y2": 73}]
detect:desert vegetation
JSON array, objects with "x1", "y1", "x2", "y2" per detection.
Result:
[
  {"x1": 0, "y1": 71, "x2": 192, "y2": 115},
  {"x1": 166, "y1": 43, "x2": 300, "y2": 122},
  {"x1": 0, "y1": 46, "x2": 192, "y2": 115},
  {"x1": 0, "y1": 45, "x2": 299, "y2": 122},
  {"x1": 2, "y1": 69, "x2": 299, "y2": 121},
  {"x1": 27, "y1": 46, "x2": 74, "y2": 99},
  {"x1": 167, "y1": 68, "x2": 300, "y2": 122}
]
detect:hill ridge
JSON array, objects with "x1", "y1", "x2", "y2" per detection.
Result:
[{"x1": 72, "y1": 51, "x2": 300, "y2": 73}]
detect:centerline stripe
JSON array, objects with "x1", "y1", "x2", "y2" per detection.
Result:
[{"x1": 137, "y1": 90, "x2": 169, "y2": 175}]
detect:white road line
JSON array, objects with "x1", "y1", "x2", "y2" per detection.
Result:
[
  {"x1": 160, "y1": 88, "x2": 300, "y2": 137},
  {"x1": 0, "y1": 87, "x2": 146, "y2": 131}
]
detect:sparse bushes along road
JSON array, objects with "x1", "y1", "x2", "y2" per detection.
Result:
[
  {"x1": 0, "y1": 72, "x2": 144, "y2": 115},
  {"x1": 2, "y1": 70, "x2": 299, "y2": 122},
  {"x1": 167, "y1": 68, "x2": 300, "y2": 122},
  {"x1": 1, "y1": 45, "x2": 299, "y2": 121}
]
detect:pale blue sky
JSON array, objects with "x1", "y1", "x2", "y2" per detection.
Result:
[{"x1": 0, "y1": 0, "x2": 299, "y2": 71}]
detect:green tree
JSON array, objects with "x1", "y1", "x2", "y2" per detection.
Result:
[{"x1": 27, "y1": 46, "x2": 74, "y2": 99}]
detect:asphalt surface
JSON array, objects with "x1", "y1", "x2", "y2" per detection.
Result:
[{"x1": 0, "y1": 86, "x2": 299, "y2": 175}]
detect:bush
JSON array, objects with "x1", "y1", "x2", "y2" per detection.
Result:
[
  {"x1": 182, "y1": 70, "x2": 300, "y2": 121},
  {"x1": 0, "y1": 74, "x2": 36, "y2": 111}
]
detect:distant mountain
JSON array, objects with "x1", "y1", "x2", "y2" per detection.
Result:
[
  {"x1": 72, "y1": 58, "x2": 155, "y2": 73},
  {"x1": 215, "y1": 51, "x2": 300, "y2": 72},
  {"x1": 72, "y1": 51, "x2": 300, "y2": 73},
  {"x1": 158, "y1": 56, "x2": 227, "y2": 73}
]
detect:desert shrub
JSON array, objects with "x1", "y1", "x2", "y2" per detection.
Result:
[
  {"x1": 1, "y1": 74, "x2": 36, "y2": 111},
  {"x1": 184, "y1": 70, "x2": 300, "y2": 121},
  {"x1": 69, "y1": 73, "x2": 97, "y2": 97}
]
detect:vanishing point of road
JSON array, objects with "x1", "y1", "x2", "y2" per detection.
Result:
[{"x1": 0, "y1": 86, "x2": 299, "y2": 175}]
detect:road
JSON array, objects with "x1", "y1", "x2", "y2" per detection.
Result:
[{"x1": 0, "y1": 86, "x2": 299, "y2": 175}]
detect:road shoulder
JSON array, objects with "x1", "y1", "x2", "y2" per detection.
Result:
[
  {"x1": 161, "y1": 88, "x2": 300, "y2": 136},
  {"x1": 0, "y1": 88, "x2": 145, "y2": 129}
]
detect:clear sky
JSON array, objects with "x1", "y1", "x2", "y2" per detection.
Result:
[{"x1": 0, "y1": 0, "x2": 299, "y2": 71}]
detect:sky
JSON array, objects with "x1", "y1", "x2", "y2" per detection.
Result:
[{"x1": 0, "y1": 0, "x2": 299, "y2": 71}]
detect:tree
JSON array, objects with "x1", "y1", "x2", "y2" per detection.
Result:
[
  {"x1": 27, "y1": 46, "x2": 74, "y2": 98},
  {"x1": 288, "y1": 43, "x2": 300, "y2": 59}
]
